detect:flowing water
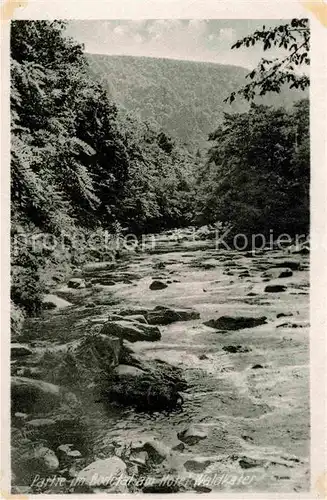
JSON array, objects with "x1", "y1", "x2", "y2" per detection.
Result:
[{"x1": 15, "y1": 234, "x2": 310, "y2": 493}]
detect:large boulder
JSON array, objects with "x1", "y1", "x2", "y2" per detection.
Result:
[
  {"x1": 100, "y1": 320, "x2": 161, "y2": 342},
  {"x1": 102, "y1": 358, "x2": 186, "y2": 411},
  {"x1": 147, "y1": 306, "x2": 200, "y2": 325},
  {"x1": 11, "y1": 377, "x2": 68, "y2": 413},
  {"x1": 203, "y1": 315, "x2": 267, "y2": 330},
  {"x1": 75, "y1": 456, "x2": 126, "y2": 488}
]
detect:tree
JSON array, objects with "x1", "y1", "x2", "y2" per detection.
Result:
[
  {"x1": 225, "y1": 19, "x2": 310, "y2": 103},
  {"x1": 196, "y1": 100, "x2": 309, "y2": 236}
]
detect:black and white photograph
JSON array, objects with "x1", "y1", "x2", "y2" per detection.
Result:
[{"x1": 3, "y1": 4, "x2": 322, "y2": 495}]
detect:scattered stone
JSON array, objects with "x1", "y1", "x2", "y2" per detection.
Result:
[
  {"x1": 11, "y1": 344, "x2": 33, "y2": 358},
  {"x1": 178, "y1": 426, "x2": 208, "y2": 445},
  {"x1": 239, "y1": 457, "x2": 266, "y2": 469},
  {"x1": 222, "y1": 345, "x2": 251, "y2": 354},
  {"x1": 252, "y1": 364, "x2": 264, "y2": 369},
  {"x1": 277, "y1": 312, "x2": 293, "y2": 318},
  {"x1": 262, "y1": 268, "x2": 293, "y2": 279},
  {"x1": 264, "y1": 285, "x2": 287, "y2": 293},
  {"x1": 76, "y1": 457, "x2": 126, "y2": 488},
  {"x1": 247, "y1": 292, "x2": 257, "y2": 296},
  {"x1": 239, "y1": 271, "x2": 250, "y2": 277},
  {"x1": 204, "y1": 315, "x2": 267, "y2": 330},
  {"x1": 67, "y1": 278, "x2": 86, "y2": 289},
  {"x1": 198, "y1": 354, "x2": 209, "y2": 360},
  {"x1": 194, "y1": 485, "x2": 212, "y2": 493},
  {"x1": 147, "y1": 306, "x2": 200, "y2": 325},
  {"x1": 183, "y1": 457, "x2": 213, "y2": 473},
  {"x1": 101, "y1": 320, "x2": 161, "y2": 342},
  {"x1": 149, "y1": 280, "x2": 168, "y2": 290}
]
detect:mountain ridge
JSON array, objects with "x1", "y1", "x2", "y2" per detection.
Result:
[{"x1": 86, "y1": 53, "x2": 307, "y2": 150}]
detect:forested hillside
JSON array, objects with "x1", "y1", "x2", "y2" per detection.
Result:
[{"x1": 86, "y1": 54, "x2": 307, "y2": 150}]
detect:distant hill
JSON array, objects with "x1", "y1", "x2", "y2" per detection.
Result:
[{"x1": 86, "y1": 54, "x2": 307, "y2": 150}]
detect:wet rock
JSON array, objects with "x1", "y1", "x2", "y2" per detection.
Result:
[
  {"x1": 178, "y1": 426, "x2": 208, "y2": 445},
  {"x1": 42, "y1": 294, "x2": 72, "y2": 309},
  {"x1": 67, "y1": 278, "x2": 86, "y2": 289},
  {"x1": 222, "y1": 345, "x2": 251, "y2": 354},
  {"x1": 204, "y1": 315, "x2": 267, "y2": 330},
  {"x1": 264, "y1": 284, "x2": 287, "y2": 293},
  {"x1": 239, "y1": 456, "x2": 266, "y2": 469},
  {"x1": 183, "y1": 457, "x2": 213, "y2": 473},
  {"x1": 147, "y1": 306, "x2": 200, "y2": 325},
  {"x1": 11, "y1": 343, "x2": 33, "y2": 358},
  {"x1": 101, "y1": 320, "x2": 161, "y2": 342},
  {"x1": 251, "y1": 364, "x2": 264, "y2": 369},
  {"x1": 239, "y1": 270, "x2": 251, "y2": 277},
  {"x1": 76, "y1": 457, "x2": 126, "y2": 488},
  {"x1": 277, "y1": 312, "x2": 293, "y2": 318},
  {"x1": 149, "y1": 280, "x2": 168, "y2": 290},
  {"x1": 262, "y1": 267, "x2": 293, "y2": 279},
  {"x1": 198, "y1": 354, "x2": 209, "y2": 360}
]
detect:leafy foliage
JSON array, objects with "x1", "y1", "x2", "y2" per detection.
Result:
[
  {"x1": 225, "y1": 19, "x2": 310, "y2": 103},
  {"x1": 195, "y1": 100, "x2": 310, "y2": 237}
]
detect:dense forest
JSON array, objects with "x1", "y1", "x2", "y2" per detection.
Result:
[
  {"x1": 87, "y1": 53, "x2": 307, "y2": 150},
  {"x1": 10, "y1": 20, "x2": 309, "y2": 334}
]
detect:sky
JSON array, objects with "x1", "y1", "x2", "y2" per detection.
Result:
[{"x1": 65, "y1": 19, "x2": 289, "y2": 70}]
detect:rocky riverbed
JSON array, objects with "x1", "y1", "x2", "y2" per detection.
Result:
[{"x1": 11, "y1": 231, "x2": 310, "y2": 494}]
